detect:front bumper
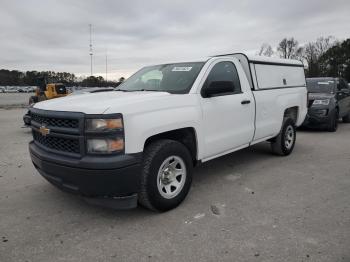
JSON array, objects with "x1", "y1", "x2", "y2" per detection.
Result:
[
  {"x1": 29, "y1": 141, "x2": 142, "y2": 209},
  {"x1": 302, "y1": 108, "x2": 333, "y2": 127}
]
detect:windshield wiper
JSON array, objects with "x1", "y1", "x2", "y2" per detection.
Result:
[
  {"x1": 115, "y1": 89, "x2": 163, "y2": 92},
  {"x1": 138, "y1": 89, "x2": 163, "y2": 92},
  {"x1": 114, "y1": 88, "x2": 134, "y2": 92}
]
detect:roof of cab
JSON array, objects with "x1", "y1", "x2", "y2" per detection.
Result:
[{"x1": 213, "y1": 52, "x2": 304, "y2": 66}]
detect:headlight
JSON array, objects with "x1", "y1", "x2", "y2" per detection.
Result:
[
  {"x1": 86, "y1": 118, "x2": 123, "y2": 131},
  {"x1": 313, "y1": 99, "x2": 330, "y2": 106},
  {"x1": 87, "y1": 137, "x2": 124, "y2": 153},
  {"x1": 85, "y1": 115, "x2": 124, "y2": 154}
]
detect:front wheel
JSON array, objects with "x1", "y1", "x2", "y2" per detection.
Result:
[
  {"x1": 327, "y1": 110, "x2": 338, "y2": 132},
  {"x1": 271, "y1": 118, "x2": 296, "y2": 156},
  {"x1": 138, "y1": 139, "x2": 193, "y2": 212}
]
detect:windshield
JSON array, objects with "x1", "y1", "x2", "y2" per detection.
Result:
[
  {"x1": 306, "y1": 79, "x2": 336, "y2": 94},
  {"x1": 117, "y1": 62, "x2": 205, "y2": 94}
]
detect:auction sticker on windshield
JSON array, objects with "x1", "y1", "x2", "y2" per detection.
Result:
[{"x1": 172, "y1": 67, "x2": 192, "y2": 72}]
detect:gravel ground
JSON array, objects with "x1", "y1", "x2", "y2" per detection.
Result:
[
  {"x1": 0, "y1": 108, "x2": 349, "y2": 262},
  {"x1": 0, "y1": 93, "x2": 32, "y2": 108}
]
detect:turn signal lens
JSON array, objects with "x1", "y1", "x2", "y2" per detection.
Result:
[
  {"x1": 109, "y1": 138, "x2": 124, "y2": 151},
  {"x1": 106, "y1": 119, "x2": 123, "y2": 129}
]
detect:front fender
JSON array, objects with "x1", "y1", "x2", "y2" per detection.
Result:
[{"x1": 123, "y1": 105, "x2": 202, "y2": 155}]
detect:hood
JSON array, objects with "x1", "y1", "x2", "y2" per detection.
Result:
[
  {"x1": 34, "y1": 91, "x2": 171, "y2": 114},
  {"x1": 308, "y1": 92, "x2": 335, "y2": 100}
]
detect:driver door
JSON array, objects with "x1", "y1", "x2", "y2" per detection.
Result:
[{"x1": 199, "y1": 58, "x2": 255, "y2": 160}]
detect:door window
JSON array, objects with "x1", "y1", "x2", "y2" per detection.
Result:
[{"x1": 203, "y1": 61, "x2": 241, "y2": 94}]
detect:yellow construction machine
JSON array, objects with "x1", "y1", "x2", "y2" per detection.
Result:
[{"x1": 29, "y1": 83, "x2": 69, "y2": 104}]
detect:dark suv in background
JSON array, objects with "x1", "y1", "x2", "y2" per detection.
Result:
[{"x1": 302, "y1": 77, "x2": 350, "y2": 131}]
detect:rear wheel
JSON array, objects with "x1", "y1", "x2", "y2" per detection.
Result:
[
  {"x1": 139, "y1": 139, "x2": 193, "y2": 212},
  {"x1": 271, "y1": 118, "x2": 296, "y2": 156},
  {"x1": 327, "y1": 110, "x2": 338, "y2": 132}
]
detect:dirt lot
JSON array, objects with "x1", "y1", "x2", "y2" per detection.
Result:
[
  {"x1": 0, "y1": 93, "x2": 32, "y2": 108},
  {"x1": 0, "y1": 108, "x2": 349, "y2": 262}
]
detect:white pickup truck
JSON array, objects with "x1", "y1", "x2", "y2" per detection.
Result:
[{"x1": 29, "y1": 53, "x2": 307, "y2": 211}]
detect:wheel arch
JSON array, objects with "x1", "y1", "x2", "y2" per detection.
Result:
[
  {"x1": 284, "y1": 106, "x2": 299, "y2": 123},
  {"x1": 144, "y1": 127, "x2": 199, "y2": 165}
]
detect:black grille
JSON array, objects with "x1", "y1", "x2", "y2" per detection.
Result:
[
  {"x1": 31, "y1": 113, "x2": 79, "y2": 129},
  {"x1": 33, "y1": 130, "x2": 80, "y2": 154}
]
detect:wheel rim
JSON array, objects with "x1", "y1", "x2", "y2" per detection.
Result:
[
  {"x1": 157, "y1": 156, "x2": 187, "y2": 199},
  {"x1": 284, "y1": 125, "x2": 294, "y2": 150}
]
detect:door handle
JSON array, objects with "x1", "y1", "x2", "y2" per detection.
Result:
[{"x1": 241, "y1": 100, "x2": 251, "y2": 105}]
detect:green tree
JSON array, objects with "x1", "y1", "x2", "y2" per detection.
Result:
[
  {"x1": 318, "y1": 38, "x2": 350, "y2": 81},
  {"x1": 81, "y1": 76, "x2": 106, "y2": 87}
]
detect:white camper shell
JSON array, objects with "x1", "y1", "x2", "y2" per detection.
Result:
[{"x1": 215, "y1": 53, "x2": 306, "y2": 90}]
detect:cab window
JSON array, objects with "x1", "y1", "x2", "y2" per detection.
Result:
[{"x1": 203, "y1": 61, "x2": 241, "y2": 94}]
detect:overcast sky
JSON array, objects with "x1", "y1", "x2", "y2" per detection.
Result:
[{"x1": 0, "y1": 0, "x2": 349, "y2": 79}]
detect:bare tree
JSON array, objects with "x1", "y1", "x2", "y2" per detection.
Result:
[
  {"x1": 257, "y1": 43, "x2": 274, "y2": 57},
  {"x1": 315, "y1": 36, "x2": 335, "y2": 56},
  {"x1": 303, "y1": 36, "x2": 335, "y2": 76},
  {"x1": 277, "y1": 37, "x2": 301, "y2": 59},
  {"x1": 304, "y1": 43, "x2": 318, "y2": 64},
  {"x1": 278, "y1": 38, "x2": 289, "y2": 58}
]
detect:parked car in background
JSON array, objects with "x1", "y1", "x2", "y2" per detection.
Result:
[
  {"x1": 28, "y1": 53, "x2": 307, "y2": 211},
  {"x1": 18, "y1": 87, "x2": 27, "y2": 93},
  {"x1": 5, "y1": 86, "x2": 19, "y2": 93},
  {"x1": 302, "y1": 77, "x2": 350, "y2": 131},
  {"x1": 2, "y1": 86, "x2": 36, "y2": 93},
  {"x1": 27, "y1": 86, "x2": 36, "y2": 93}
]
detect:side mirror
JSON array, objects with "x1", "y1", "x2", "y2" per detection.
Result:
[
  {"x1": 202, "y1": 81, "x2": 234, "y2": 98},
  {"x1": 341, "y1": 89, "x2": 350, "y2": 94},
  {"x1": 338, "y1": 88, "x2": 350, "y2": 95}
]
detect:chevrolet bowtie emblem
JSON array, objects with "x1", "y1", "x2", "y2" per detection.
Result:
[{"x1": 39, "y1": 126, "x2": 50, "y2": 136}]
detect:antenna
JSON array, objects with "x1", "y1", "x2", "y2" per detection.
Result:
[{"x1": 89, "y1": 24, "x2": 93, "y2": 76}]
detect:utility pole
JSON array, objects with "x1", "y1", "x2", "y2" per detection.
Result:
[
  {"x1": 105, "y1": 53, "x2": 108, "y2": 82},
  {"x1": 89, "y1": 24, "x2": 93, "y2": 77}
]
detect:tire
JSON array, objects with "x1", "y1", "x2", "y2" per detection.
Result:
[
  {"x1": 327, "y1": 110, "x2": 338, "y2": 132},
  {"x1": 139, "y1": 139, "x2": 193, "y2": 212},
  {"x1": 29, "y1": 96, "x2": 38, "y2": 105},
  {"x1": 342, "y1": 111, "x2": 350, "y2": 123},
  {"x1": 271, "y1": 118, "x2": 296, "y2": 156}
]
